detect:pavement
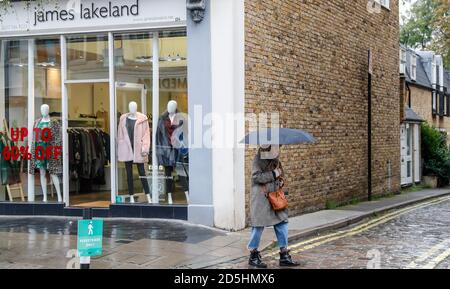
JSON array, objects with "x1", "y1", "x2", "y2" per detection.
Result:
[{"x1": 1, "y1": 187, "x2": 449, "y2": 269}]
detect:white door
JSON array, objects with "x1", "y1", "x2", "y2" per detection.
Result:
[
  {"x1": 401, "y1": 124, "x2": 413, "y2": 185},
  {"x1": 413, "y1": 124, "x2": 421, "y2": 183},
  {"x1": 115, "y1": 82, "x2": 147, "y2": 115}
]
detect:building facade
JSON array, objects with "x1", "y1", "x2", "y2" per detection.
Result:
[
  {"x1": 399, "y1": 46, "x2": 450, "y2": 186},
  {"x1": 0, "y1": 0, "x2": 401, "y2": 231},
  {"x1": 245, "y1": 0, "x2": 401, "y2": 219}
]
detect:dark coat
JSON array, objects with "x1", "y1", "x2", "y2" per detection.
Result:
[
  {"x1": 250, "y1": 152, "x2": 289, "y2": 227},
  {"x1": 156, "y1": 111, "x2": 185, "y2": 167}
]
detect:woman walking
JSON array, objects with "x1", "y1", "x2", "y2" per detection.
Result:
[{"x1": 248, "y1": 144, "x2": 300, "y2": 268}]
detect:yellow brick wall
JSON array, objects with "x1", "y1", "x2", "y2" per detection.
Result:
[
  {"x1": 409, "y1": 84, "x2": 450, "y2": 142},
  {"x1": 245, "y1": 0, "x2": 401, "y2": 220}
]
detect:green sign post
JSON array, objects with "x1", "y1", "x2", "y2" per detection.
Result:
[{"x1": 77, "y1": 219, "x2": 103, "y2": 257}]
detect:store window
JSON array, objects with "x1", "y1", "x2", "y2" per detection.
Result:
[
  {"x1": 32, "y1": 37, "x2": 63, "y2": 203},
  {"x1": 66, "y1": 34, "x2": 111, "y2": 207},
  {"x1": 0, "y1": 29, "x2": 188, "y2": 207},
  {"x1": 114, "y1": 29, "x2": 188, "y2": 205},
  {"x1": 67, "y1": 35, "x2": 109, "y2": 80},
  {"x1": 114, "y1": 32, "x2": 153, "y2": 204},
  {"x1": 0, "y1": 40, "x2": 28, "y2": 202},
  {"x1": 157, "y1": 31, "x2": 188, "y2": 205}
]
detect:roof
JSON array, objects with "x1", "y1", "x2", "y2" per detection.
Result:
[
  {"x1": 445, "y1": 72, "x2": 450, "y2": 91},
  {"x1": 404, "y1": 107, "x2": 425, "y2": 123},
  {"x1": 400, "y1": 45, "x2": 450, "y2": 93},
  {"x1": 404, "y1": 48, "x2": 432, "y2": 89}
]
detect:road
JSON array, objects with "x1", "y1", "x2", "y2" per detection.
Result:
[
  {"x1": 1, "y1": 196, "x2": 449, "y2": 269},
  {"x1": 213, "y1": 196, "x2": 450, "y2": 269}
]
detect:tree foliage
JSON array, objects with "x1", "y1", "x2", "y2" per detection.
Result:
[
  {"x1": 421, "y1": 122, "x2": 450, "y2": 186},
  {"x1": 401, "y1": 0, "x2": 450, "y2": 69}
]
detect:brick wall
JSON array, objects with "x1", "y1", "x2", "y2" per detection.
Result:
[
  {"x1": 408, "y1": 85, "x2": 432, "y2": 122},
  {"x1": 245, "y1": 0, "x2": 401, "y2": 221},
  {"x1": 408, "y1": 84, "x2": 450, "y2": 142}
]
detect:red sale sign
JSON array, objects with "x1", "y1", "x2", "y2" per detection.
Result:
[{"x1": 1, "y1": 128, "x2": 62, "y2": 161}]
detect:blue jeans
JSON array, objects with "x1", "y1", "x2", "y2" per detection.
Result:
[{"x1": 248, "y1": 221, "x2": 288, "y2": 250}]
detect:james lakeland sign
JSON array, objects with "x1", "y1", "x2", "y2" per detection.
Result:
[
  {"x1": 34, "y1": 1, "x2": 141, "y2": 26},
  {"x1": 0, "y1": 0, "x2": 186, "y2": 37}
]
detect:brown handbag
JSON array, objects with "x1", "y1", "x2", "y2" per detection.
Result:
[{"x1": 265, "y1": 177, "x2": 288, "y2": 211}]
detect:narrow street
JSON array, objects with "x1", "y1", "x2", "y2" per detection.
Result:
[
  {"x1": 213, "y1": 196, "x2": 450, "y2": 269},
  {"x1": 1, "y1": 195, "x2": 450, "y2": 269}
]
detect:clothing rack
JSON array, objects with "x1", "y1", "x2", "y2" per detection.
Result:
[
  {"x1": 68, "y1": 127, "x2": 109, "y2": 195},
  {"x1": 68, "y1": 127, "x2": 103, "y2": 130}
]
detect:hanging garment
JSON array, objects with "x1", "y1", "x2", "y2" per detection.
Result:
[
  {"x1": 117, "y1": 112, "x2": 150, "y2": 164},
  {"x1": 29, "y1": 118, "x2": 62, "y2": 176},
  {"x1": 155, "y1": 111, "x2": 186, "y2": 167},
  {"x1": 67, "y1": 128, "x2": 110, "y2": 191},
  {"x1": 0, "y1": 133, "x2": 21, "y2": 185}
]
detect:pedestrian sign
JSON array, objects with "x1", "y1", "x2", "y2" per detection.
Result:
[{"x1": 77, "y1": 219, "x2": 103, "y2": 257}]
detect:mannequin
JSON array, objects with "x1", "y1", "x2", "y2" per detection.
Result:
[
  {"x1": 32, "y1": 104, "x2": 62, "y2": 202},
  {"x1": 117, "y1": 102, "x2": 152, "y2": 203},
  {"x1": 156, "y1": 100, "x2": 189, "y2": 204}
]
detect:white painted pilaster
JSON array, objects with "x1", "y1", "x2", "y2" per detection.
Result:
[{"x1": 210, "y1": 0, "x2": 246, "y2": 230}]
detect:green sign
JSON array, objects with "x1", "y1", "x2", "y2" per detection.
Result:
[{"x1": 77, "y1": 219, "x2": 103, "y2": 257}]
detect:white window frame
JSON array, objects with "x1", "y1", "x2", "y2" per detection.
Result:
[
  {"x1": 374, "y1": 0, "x2": 390, "y2": 9},
  {"x1": 400, "y1": 48, "x2": 406, "y2": 75},
  {"x1": 380, "y1": 0, "x2": 390, "y2": 9}
]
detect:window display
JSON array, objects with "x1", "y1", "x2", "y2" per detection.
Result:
[
  {"x1": 33, "y1": 37, "x2": 63, "y2": 203},
  {"x1": 157, "y1": 30, "x2": 189, "y2": 205},
  {"x1": 0, "y1": 28, "x2": 188, "y2": 208},
  {"x1": 156, "y1": 100, "x2": 189, "y2": 204},
  {"x1": 114, "y1": 32, "x2": 153, "y2": 203},
  {"x1": 0, "y1": 40, "x2": 29, "y2": 202},
  {"x1": 28, "y1": 104, "x2": 63, "y2": 202},
  {"x1": 117, "y1": 101, "x2": 151, "y2": 203}
]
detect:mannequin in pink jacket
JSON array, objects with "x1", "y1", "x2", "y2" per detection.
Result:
[{"x1": 117, "y1": 102, "x2": 151, "y2": 203}]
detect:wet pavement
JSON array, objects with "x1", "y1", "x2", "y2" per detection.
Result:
[
  {"x1": 0, "y1": 218, "x2": 221, "y2": 244},
  {"x1": 2, "y1": 192, "x2": 450, "y2": 269},
  {"x1": 0, "y1": 217, "x2": 241, "y2": 269},
  {"x1": 211, "y1": 196, "x2": 450, "y2": 269}
]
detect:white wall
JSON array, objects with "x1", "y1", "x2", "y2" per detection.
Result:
[{"x1": 210, "y1": 0, "x2": 246, "y2": 230}]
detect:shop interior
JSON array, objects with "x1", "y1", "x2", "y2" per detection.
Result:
[{"x1": 0, "y1": 30, "x2": 188, "y2": 207}]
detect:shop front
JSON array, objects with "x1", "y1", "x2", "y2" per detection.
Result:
[
  {"x1": 0, "y1": 0, "x2": 246, "y2": 230},
  {"x1": 0, "y1": 0, "x2": 192, "y2": 219}
]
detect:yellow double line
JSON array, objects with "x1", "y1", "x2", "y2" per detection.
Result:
[
  {"x1": 265, "y1": 195, "x2": 450, "y2": 258},
  {"x1": 406, "y1": 238, "x2": 450, "y2": 269}
]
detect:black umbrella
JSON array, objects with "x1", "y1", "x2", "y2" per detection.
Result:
[{"x1": 241, "y1": 128, "x2": 315, "y2": 145}]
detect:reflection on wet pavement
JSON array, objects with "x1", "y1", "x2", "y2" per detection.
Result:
[
  {"x1": 0, "y1": 217, "x2": 224, "y2": 244},
  {"x1": 0, "y1": 217, "x2": 235, "y2": 269}
]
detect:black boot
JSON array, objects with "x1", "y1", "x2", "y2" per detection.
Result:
[
  {"x1": 279, "y1": 250, "x2": 300, "y2": 267},
  {"x1": 248, "y1": 250, "x2": 267, "y2": 268}
]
